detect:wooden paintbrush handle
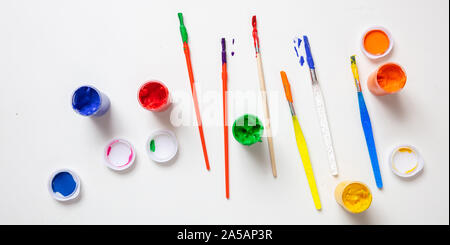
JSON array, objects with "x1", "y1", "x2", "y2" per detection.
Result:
[{"x1": 256, "y1": 54, "x2": 277, "y2": 177}]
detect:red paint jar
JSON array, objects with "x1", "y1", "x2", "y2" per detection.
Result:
[{"x1": 138, "y1": 80, "x2": 171, "y2": 112}]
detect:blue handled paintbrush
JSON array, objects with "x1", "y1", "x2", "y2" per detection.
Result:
[{"x1": 350, "y1": 55, "x2": 383, "y2": 189}]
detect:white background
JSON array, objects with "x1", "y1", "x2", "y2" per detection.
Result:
[{"x1": 0, "y1": 0, "x2": 448, "y2": 225}]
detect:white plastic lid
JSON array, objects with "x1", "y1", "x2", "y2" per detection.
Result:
[
  {"x1": 48, "y1": 169, "x2": 81, "y2": 202},
  {"x1": 389, "y1": 145, "x2": 424, "y2": 178},
  {"x1": 360, "y1": 26, "x2": 394, "y2": 60},
  {"x1": 147, "y1": 129, "x2": 178, "y2": 163},
  {"x1": 104, "y1": 138, "x2": 136, "y2": 171}
]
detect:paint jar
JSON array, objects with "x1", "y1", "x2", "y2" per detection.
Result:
[
  {"x1": 104, "y1": 138, "x2": 136, "y2": 171},
  {"x1": 361, "y1": 26, "x2": 393, "y2": 60},
  {"x1": 72, "y1": 85, "x2": 110, "y2": 117},
  {"x1": 389, "y1": 145, "x2": 424, "y2": 178},
  {"x1": 232, "y1": 114, "x2": 264, "y2": 146},
  {"x1": 138, "y1": 80, "x2": 171, "y2": 112},
  {"x1": 147, "y1": 129, "x2": 178, "y2": 163},
  {"x1": 367, "y1": 63, "x2": 407, "y2": 96},
  {"x1": 335, "y1": 181, "x2": 372, "y2": 213},
  {"x1": 48, "y1": 169, "x2": 81, "y2": 202}
]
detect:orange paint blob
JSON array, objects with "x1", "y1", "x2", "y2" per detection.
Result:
[
  {"x1": 364, "y1": 30, "x2": 390, "y2": 55},
  {"x1": 376, "y1": 63, "x2": 406, "y2": 93}
]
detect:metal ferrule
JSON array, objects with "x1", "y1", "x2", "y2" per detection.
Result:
[
  {"x1": 288, "y1": 102, "x2": 296, "y2": 116},
  {"x1": 309, "y1": 69, "x2": 318, "y2": 84}
]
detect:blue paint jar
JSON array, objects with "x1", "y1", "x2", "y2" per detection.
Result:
[
  {"x1": 72, "y1": 85, "x2": 110, "y2": 117},
  {"x1": 48, "y1": 169, "x2": 81, "y2": 202}
]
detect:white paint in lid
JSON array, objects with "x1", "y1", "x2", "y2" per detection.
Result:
[
  {"x1": 147, "y1": 129, "x2": 178, "y2": 163},
  {"x1": 389, "y1": 145, "x2": 424, "y2": 178}
]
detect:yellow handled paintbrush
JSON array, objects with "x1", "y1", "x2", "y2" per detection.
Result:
[{"x1": 280, "y1": 71, "x2": 321, "y2": 210}]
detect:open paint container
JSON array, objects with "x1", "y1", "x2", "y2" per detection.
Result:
[
  {"x1": 72, "y1": 85, "x2": 110, "y2": 117},
  {"x1": 232, "y1": 114, "x2": 264, "y2": 146},
  {"x1": 335, "y1": 181, "x2": 372, "y2": 214},
  {"x1": 48, "y1": 169, "x2": 81, "y2": 202},
  {"x1": 361, "y1": 26, "x2": 393, "y2": 60},
  {"x1": 147, "y1": 129, "x2": 178, "y2": 163},
  {"x1": 389, "y1": 145, "x2": 424, "y2": 178},
  {"x1": 138, "y1": 80, "x2": 171, "y2": 112},
  {"x1": 367, "y1": 62, "x2": 407, "y2": 96},
  {"x1": 104, "y1": 138, "x2": 136, "y2": 171}
]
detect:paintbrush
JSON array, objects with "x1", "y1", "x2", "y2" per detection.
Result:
[
  {"x1": 280, "y1": 71, "x2": 321, "y2": 210},
  {"x1": 303, "y1": 35, "x2": 338, "y2": 176},
  {"x1": 221, "y1": 38, "x2": 230, "y2": 198},
  {"x1": 178, "y1": 13, "x2": 210, "y2": 171},
  {"x1": 251, "y1": 16, "x2": 277, "y2": 177},
  {"x1": 350, "y1": 55, "x2": 383, "y2": 189}
]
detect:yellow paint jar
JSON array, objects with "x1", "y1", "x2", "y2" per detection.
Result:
[{"x1": 335, "y1": 181, "x2": 372, "y2": 214}]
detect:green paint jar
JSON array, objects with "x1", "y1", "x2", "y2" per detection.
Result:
[{"x1": 232, "y1": 114, "x2": 264, "y2": 146}]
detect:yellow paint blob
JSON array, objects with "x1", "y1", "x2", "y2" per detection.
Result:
[
  {"x1": 398, "y1": 147, "x2": 413, "y2": 153},
  {"x1": 342, "y1": 183, "x2": 372, "y2": 213}
]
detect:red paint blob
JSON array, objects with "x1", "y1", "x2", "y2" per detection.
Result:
[{"x1": 138, "y1": 81, "x2": 170, "y2": 111}]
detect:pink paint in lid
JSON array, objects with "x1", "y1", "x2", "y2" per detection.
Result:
[{"x1": 104, "y1": 138, "x2": 136, "y2": 171}]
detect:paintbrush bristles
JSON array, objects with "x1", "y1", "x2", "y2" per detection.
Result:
[
  {"x1": 221, "y1": 38, "x2": 227, "y2": 64},
  {"x1": 221, "y1": 38, "x2": 226, "y2": 51},
  {"x1": 350, "y1": 55, "x2": 361, "y2": 91},
  {"x1": 251, "y1": 16, "x2": 260, "y2": 53}
]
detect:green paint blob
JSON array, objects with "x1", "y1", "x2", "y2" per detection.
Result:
[
  {"x1": 232, "y1": 114, "x2": 264, "y2": 145},
  {"x1": 150, "y1": 139, "x2": 155, "y2": 152}
]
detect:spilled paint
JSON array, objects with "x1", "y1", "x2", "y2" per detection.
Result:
[
  {"x1": 293, "y1": 37, "x2": 305, "y2": 66},
  {"x1": 231, "y1": 38, "x2": 235, "y2": 56}
]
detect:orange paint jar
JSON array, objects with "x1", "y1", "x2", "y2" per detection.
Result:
[
  {"x1": 361, "y1": 27, "x2": 393, "y2": 59},
  {"x1": 367, "y1": 63, "x2": 407, "y2": 96}
]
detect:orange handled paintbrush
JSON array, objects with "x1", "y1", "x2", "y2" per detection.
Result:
[
  {"x1": 178, "y1": 13, "x2": 210, "y2": 171},
  {"x1": 221, "y1": 38, "x2": 229, "y2": 199}
]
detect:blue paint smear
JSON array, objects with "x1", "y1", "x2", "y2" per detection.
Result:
[
  {"x1": 297, "y1": 38, "x2": 302, "y2": 48},
  {"x1": 300, "y1": 56, "x2": 305, "y2": 66},
  {"x1": 72, "y1": 86, "x2": 101, "y2": 116},
  {"x1": 52, "y1": 172, "x2": 76, "y2": 197},
  {"x1": 294, "y1": 46, "x2": 299, "y2": 57}
]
